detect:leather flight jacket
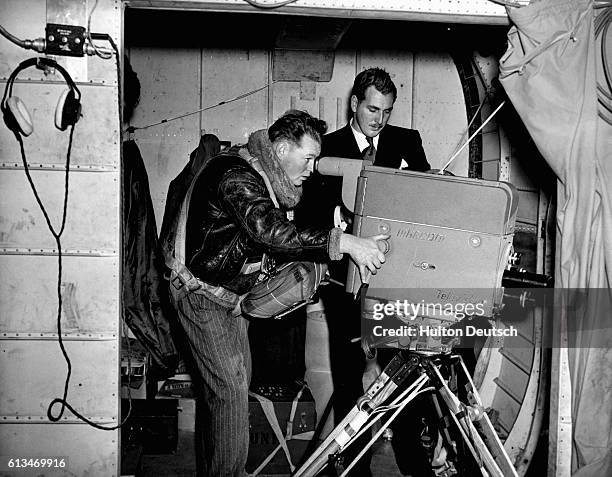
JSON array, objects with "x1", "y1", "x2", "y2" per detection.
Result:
[{"x1": 185, "y1": 153, "x2": 335, "y2": 295}]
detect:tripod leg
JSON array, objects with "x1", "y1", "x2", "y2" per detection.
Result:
[
  {"x1": 428, "y1": 393, "x2": 459, "y2": 475},
  {"x1": 455, "y1": 356, "x2": 519, "y2": 477},
  {"x1": 340, "y1": 373, "x2": 430, "y2": 477},
  {"x1": 436, "y1": 385, "x2": 497, "y2": 477},
  {"x1": 430, "y1": 392, "x2": 456, "y2": 457},
  {"x1": 293, "y1": 352, "x2": 418, "y2": 477},
  {"x1": 429, "y1": 362, "x2": 505, "y2": 477},
  {"x1": 292, "y1": 406, "x2": 368, "y2": 477}
]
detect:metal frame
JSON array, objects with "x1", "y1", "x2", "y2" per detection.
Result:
[{"x1": 124, "y1": 0, "x2": 509, "y2": 25}]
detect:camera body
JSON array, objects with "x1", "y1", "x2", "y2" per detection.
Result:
[{"x1": 346, "y1": 167, "x2": 518, "y2": 351}]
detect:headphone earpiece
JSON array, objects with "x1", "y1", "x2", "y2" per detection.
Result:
[
  {"x1": 55, "y1": 88, "x2": 81, "y2": 131},
  {"x1": 2, "y1": 57, "x2": 81, "y2": 137},
  {"x1": 3, "y1": 96, "x2": 34, "y2": 136}
]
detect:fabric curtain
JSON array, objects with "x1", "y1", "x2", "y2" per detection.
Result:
[{"x1": 498, "y1": 1, "x2": 612, "y2": 476}]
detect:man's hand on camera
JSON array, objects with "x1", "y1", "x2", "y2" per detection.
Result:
[{"x1": 339, "y1": 233, "x2": 389, "y2": 283}]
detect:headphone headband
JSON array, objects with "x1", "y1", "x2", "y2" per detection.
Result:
[{"x1": 2, "y1": 57, "x2": 80, "y2": 108}]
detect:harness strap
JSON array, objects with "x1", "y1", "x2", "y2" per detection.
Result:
[
  {"x1": 168, "y1": 150, "x2": 276, "y2": 291},
  {"x1": 167, "y1": 164, "x2": 209, "y2": 291},
  {"x1": 238, "y1": 148, "x2": 279, "y2": 208}
]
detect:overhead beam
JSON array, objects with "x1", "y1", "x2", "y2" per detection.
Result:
[{"x1": 124, "y1": 0, "x2": 510, "y2": 25}]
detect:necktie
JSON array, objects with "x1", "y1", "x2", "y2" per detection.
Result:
[{"x1": 362, "y1": 136, "x2": 376, "y2": 165}]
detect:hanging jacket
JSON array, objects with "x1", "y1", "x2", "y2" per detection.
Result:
[{"x1": 122, "y1": 139, "x2": 178, "y2": 377}]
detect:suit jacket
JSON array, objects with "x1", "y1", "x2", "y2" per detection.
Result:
[
  {"x1": 296, "y1": 123, "x2": 430, "y2": 229},
  {"x1": 323, "y1": 123, "x2": 429, "y2": 170},
  {"x1": 295, "y1": 123, "x2": 430, "y2": 282}
]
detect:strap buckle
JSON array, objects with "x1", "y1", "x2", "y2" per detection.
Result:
[{"x1": 170, "y1": 267, "x2": 201, "y2": 292}]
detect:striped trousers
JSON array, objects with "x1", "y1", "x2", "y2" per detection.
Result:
[{"x1": 171, "y1": 285, "x2": 251, "y2": 477}]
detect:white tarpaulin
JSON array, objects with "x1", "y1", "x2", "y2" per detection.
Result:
[{"x1": 498, "y1": 0, "x2": 612, "y2": 476}]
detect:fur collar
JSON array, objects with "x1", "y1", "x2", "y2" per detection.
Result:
[{"x1": 245, "y1": 130, "x2": 302, "y2": 209}]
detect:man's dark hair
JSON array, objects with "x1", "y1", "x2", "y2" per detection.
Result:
[
  {"x1": 268, "y1": 110, "x2": 327, "y2": 146},
  {"x1": 351, "y1": 67, "x2": 397, "y2": 102}
]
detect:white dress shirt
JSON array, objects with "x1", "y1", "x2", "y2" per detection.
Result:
[
  {"x1": 350, "y1": 118, "x2": 380, "y2": 153},
  {"x1": 333, "y1": 120, "x2": 382, "y2": 230}
]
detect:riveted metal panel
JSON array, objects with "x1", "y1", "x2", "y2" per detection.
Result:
[
  {"x1": 85, "y1": 0, "x2": 122, "y2": 85},
  {"x1": 413, "y1": 52, "x2": 469, "y2": 174},
  {"x1": 272, "y1": 50, "x2": 356, "y2": 131},
  {"x1": 490, "y1": 383, "x2": 522, "y2": 434},
  {"x1": 481, "y1": 130, "x2": 501, "y2": 180},
  {"x1": 132, "y1": 45, "x2": 473, "y2": 226},
  {"x1": 473, "y1": 52, "x2": 500, "y2": 92},
  {"x1": 0, "y1": 0, "x2": 119, "y2": 84},
  {"x1": 482, "y1": 130, "x2": 501, "y2": 162},
  {"x1": 126, "y1": 0, "x2": 508, "y2": 24},
  {"x1": 0, "y1": 170, "x2": 119, "y2": 251},
  {"x1": 272, "y1": 51, "x2": 353, "y2": 123},
  {"x1": 517, "y1": 190, "x2": 539, "y2": 224},
  {"x1": 0, "y1": 83, "x2": 119, "y2": 168},
  {"x1": 481, "y1": 159, "x2": 500, "y2": 181},
  {"x1": 0, "y1": 255, "x2": 119, "y2": 334},
  {"x1": 0, "y1": 423, "x2": 118, "y2": 476},
  {"x1": 360, "y1": 49, "x2": 415, "y2": 130},
  {"x1": 130, "y1": 47, "x2": 202, "y2": 228},
  {"x1": 507, "y1": 153, "x2": 539, "y2": 191},
  {"x1": 0, "y1": 0, "x2": 121, "y2": 472},
  {"x1": 0, "y1": 340, "x2": 118, "y2": 418},
  {"x1": 500, "y1": 341, "x2": 534, "y2": 375},
  {"x1": 495, "y1": 357, "x2": 529, "y2": 404},
  {"x1": 201, "y1": 48, "x2": 269, "y2": 144},
  {"x1": 0, "y1": 0, "x2": 47, "y2": 80},
  {"x1": 46, "y1": 0, "x2": 88, "y2": 82}
]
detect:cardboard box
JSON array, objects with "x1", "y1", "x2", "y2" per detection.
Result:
[{"x1": 247, "y1": 382, "x2": 316, "y2": 474}]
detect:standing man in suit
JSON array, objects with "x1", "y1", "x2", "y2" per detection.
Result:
[
  {"x1": 296, "y1": 67, "x2": 433, "y2": 476},
  {"x1": 298, "y1": 66, "x2": 430, "y2": 230},
  {"x1": 323, "y1": 68, "x2": 429, "y2": 170}
]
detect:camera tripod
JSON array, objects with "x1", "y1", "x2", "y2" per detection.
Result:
[{"x1": 293, "y1": 350, "x2": 519, "y2": 477}]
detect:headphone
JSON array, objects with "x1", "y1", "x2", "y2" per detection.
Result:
[{"x1": 1, "y1": 57, "x2": 81, "y2": 137}]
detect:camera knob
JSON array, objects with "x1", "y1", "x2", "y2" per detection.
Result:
[{"x1": 378, "y1": 239, "x2": 390, "y2": 254}]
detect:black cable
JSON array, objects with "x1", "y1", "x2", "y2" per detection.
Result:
[
  {"x1": 15, "y1": 124, "x2": 124, "y2": 430},
  {"x1": 487, "y1": 0, "x2": 530, "y2": 6},
  {"x1": 126, "y1": 80, "x2": 277, "y2": 133},
  {"x1": 0, "y1": 22, "x2": 45, "y2": 52},
  {"x1": 13, "y1": 128, "x2": 82, "y2": 424},
  {"x1": 242, "y1": 0, "x2": 300, "y2": 9},
  {"x1": 49, "y1": 39, "x2": 132, "y2": 430},
  {"x1": 0, "y1": 23, "x2": 26, "y2": 48},
  {"x1": 7, "y1": 43, "x2": 132, "y2": 430}
]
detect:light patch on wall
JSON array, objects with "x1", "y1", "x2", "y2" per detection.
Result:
[{"x1": 273, "y1": 49, "x2": 335, "y2": 82}]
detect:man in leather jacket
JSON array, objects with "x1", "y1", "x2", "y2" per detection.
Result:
[{"x1": 170, "y1": 110, "x2": 388, "y2": 477}]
